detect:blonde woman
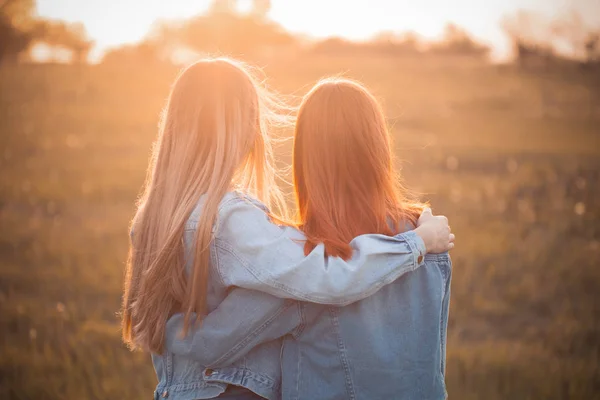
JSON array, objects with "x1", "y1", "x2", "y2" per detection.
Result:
[{"x1": 122, "y1": 60, "x2": 453, "y2": 400}]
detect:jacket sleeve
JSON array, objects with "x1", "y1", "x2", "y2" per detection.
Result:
[
  {"x1": 439, "y1": 258, "x2": 452, "y2": 375},
  {"x1": 213, "y1": 196, "x2": 427, "y2": 306},
  {"x1": 164, "y1": 289, "x2": 302, "y2": 367}
]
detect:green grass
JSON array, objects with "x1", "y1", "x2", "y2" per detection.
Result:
[{"x1": 0, "y1": 59, "x2": 599, "y2": 399}]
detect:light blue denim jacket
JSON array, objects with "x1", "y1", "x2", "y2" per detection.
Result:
[
  {"x1": 166, "y1": 254, "x2": 452, "y2": 400},
  {"x1": 150, "y1": 191, "x2": 427, "y2": 400}
]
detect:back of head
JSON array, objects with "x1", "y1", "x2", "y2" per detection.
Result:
[
  {"x1": 293, "y1": 78, "x2": 424, "y2": 259},
  {"x1": 122, "y1": 58, "x2": 288, "y2": 352},
  {"x1": 162, "y1": 59, "x2": 259, "y2": 185}
]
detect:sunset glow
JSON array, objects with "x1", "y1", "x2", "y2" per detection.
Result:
[
  {"x1": 36, "y1": 0, "x2": 600, "y2": 62},
  {"x1": 4, "y1": 0, "x2": 600, "y2": 396}
]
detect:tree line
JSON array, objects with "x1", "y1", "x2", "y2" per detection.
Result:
[
  {"x1": 2, "y1": 0, "x2": 599, "y2": 68},
  {"x1": 0, "y1": 0, "x2": 92, "y2": 63}
]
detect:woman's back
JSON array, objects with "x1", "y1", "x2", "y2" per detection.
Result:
[
  {"x1": 155, "y1": 191, "x2": 441, "y2": 400},
  {"x1": 277, "y1": 77, "x2": 452, "y2": 399},
  {"x1": 152, "y1": 74, "x2": 454, "y2": 399},
  {"x1": 282, "y1": 253, "x2": 451, "y2": 400}
]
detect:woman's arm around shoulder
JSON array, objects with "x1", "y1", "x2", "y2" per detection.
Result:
[
  {"x1": 210, "y1": 195, "x2": 451, "y2": 306},
  {"x1": 165, "y1": 287, "x2": 303, "y2": 367}
]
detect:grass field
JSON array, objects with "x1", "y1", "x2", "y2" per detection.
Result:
[{"x1": 0, "y1": 57, "x2": 599, "y2": 399}]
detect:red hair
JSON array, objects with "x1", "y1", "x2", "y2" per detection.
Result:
[{"x1": 293, "y1": 78, "x2": 425, "y2": 260}]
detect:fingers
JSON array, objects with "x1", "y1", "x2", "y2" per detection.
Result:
[
  {"x1": 421, "y1": 207, "x2": 432, "y2": 215},
  {"x1": 447, "y1": 233, "x2": 455, "y2": 251}
]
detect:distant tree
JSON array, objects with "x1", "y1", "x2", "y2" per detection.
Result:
[
  {"x1": 514, "y1": 39, "x2": 555, "y2": 70},
  {"x1": 209, "y1": 0, "x2": 237, "y2": 14},
  {"x1": 0, "y1": 15, "x2": 30, "y2": 62},
  {"x1": 429, "y1": 23, "x2": 489, "y2": 58},
  {"x1": 0, "y1": 0, "x2": 35, "y2": 28},
  {"x1": 102, "y1": 2, "x2": 294, "y2": 64},
  {"x1": 311, "y1": 32, "x2": 424, "y2": 57},
  {"x1": 501, "y1": 10, "x2": 548, "y2": 45},
  {"x1": 584, "y1": 33, "x2": 599, "y2": 65},
  {"x1": 311, "y1": 37, "x2": 352, "y2": 55},
  {"x1": 502, "y1": 10, "x2": 599, "y2": 68},
  {"x1": 101, "y1": 41, "x2": 164, "y2": 65},
  {"x1": 159, "y1": 11, "x2": 295, "y2": 58},
  {"x1": 0, "y1": 0, "x2": 35, "y2": 62},
  {"x1": 371, "y1": 30, "x2": 398, "y2": 47},
  {"x1": 370, "y1": 31, "x2": 421, "y2": 56},
  {"x1": 31, "y1": 20, "x2": 93, "y2": 63},
  {"x1": 549, "y1": 13, "x2": 600, "y2": 69},
  {"x1": 0, "y1": 0, "x2": 92, "y2": 63},
  {"x1": 549, "y1": 11, "x2": 590, "y2": 60},
  {"x1": 251, "y1": 0, "x2": 271, "y2": 18},
  {"x1": 501, "y1": 11, "x2": 557, "y2": 69},
  {"x1": 396, "y1": 31, "x2": 421, "y2": 50}
]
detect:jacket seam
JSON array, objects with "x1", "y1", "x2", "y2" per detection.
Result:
[
  {"x1": 157, "y1": 381, "x2": 224, "y2": 392},
  {"x1": 330, "y1": 307, "x2": 357, "y2": 400},
  {"x1": 211, "y1": 241, "x2": 227, "y2": 287},
  {"x1": 164, "y1": 352, "x2": 173, "y2": 389},
  {"x1": 437, "y1": 264, "x2": 446, "y2": 379},
  {"x1": 292, "y1": 303, "x2": 307, "y2": 338},
  {"x1": 397, "y1": 231, "x2": 420, "y2": 270},
  {"x1": 294, "y1": 338, "x2": 302, "y2": 400},
  {"x1": 441, "y1": 261, "x2": 452, "y2": 377},
  {"x1": 206, "y1": 367, "x2": 277, "y2": 388}
]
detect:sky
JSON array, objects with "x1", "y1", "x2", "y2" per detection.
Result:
[{"x1": 36, "y1": 0, "x2": 600, "y2": 62}]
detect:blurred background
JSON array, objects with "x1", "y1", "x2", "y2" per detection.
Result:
[{"x1": 1, "y1": 0, "x2": 599, "y2": 399}]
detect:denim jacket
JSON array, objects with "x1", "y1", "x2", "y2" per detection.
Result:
[
  {"x1": 167, "y1": 253, "x2": 451, "y2": 400},
  {"x1": 151, "y1": 192, "x2": 427, "y2": 400}
]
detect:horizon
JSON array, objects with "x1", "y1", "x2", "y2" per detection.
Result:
[{"x1": 36, "y1": 0, "x2": 600, "y2": 63}]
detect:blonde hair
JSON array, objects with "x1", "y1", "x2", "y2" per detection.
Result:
[
  {"x1": 293, "y1": 78, "x2": 426, "y2": 259},
  {"x1": 122, "y1": 58, "x2": 289, "y2": 353}
]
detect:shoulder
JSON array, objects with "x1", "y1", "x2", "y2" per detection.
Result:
[
  {"x1": 185, "y1": 191, "x2": 270, "y2": 232},
  {"x1": 220, "y1": 191, "x2": 270, "y2": 213}
]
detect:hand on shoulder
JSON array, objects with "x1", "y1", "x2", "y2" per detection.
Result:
[{"x1": 413, "y1": 208, "x2": 455, "y2": 254}]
